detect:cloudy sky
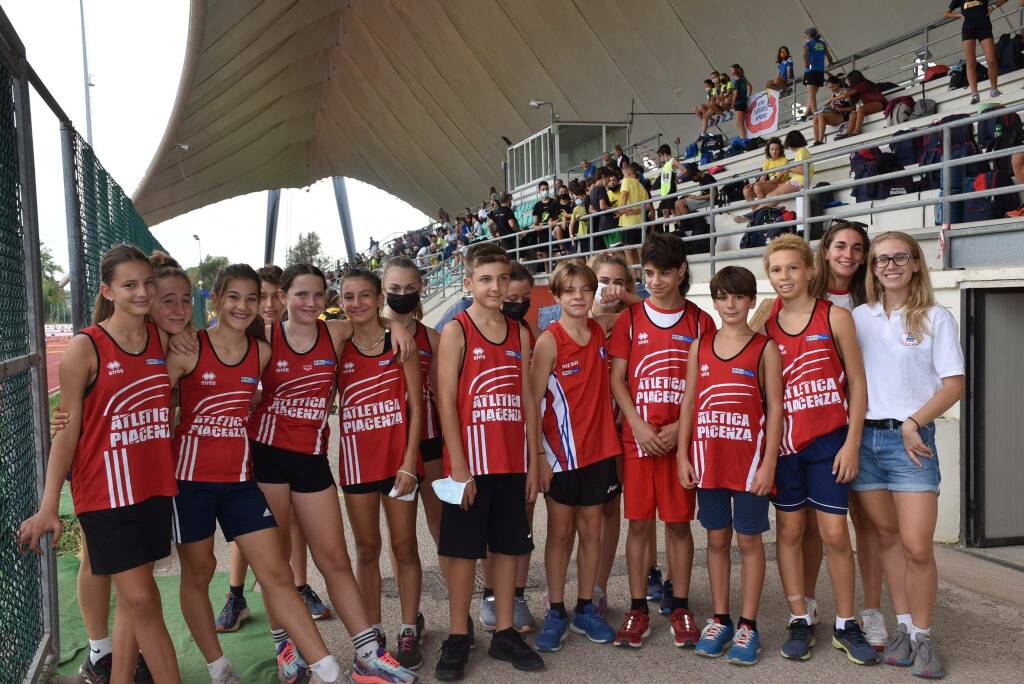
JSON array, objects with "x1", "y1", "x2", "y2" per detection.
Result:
[{"x1": 5, "y1": 0, "x2": 430, "y2": 275}]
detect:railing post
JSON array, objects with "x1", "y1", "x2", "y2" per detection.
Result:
[
  {"x1": 60, "y1": 123, "x2": 85, "y2": 333},
  {"x1": 708, "y1": 186, "x2": 717, "y2": 276},
  {"x1": 800, "y1": 160, "x2": 810, "y2": 241},
  {"x1": 941, "y1": 125, "x2": 952, "y2": 268}
]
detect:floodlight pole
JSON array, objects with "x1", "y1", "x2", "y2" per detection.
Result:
[
  {"x1": 332, "y1": 176, "x2": 357, "y2": 264},
  {"x1": 265, "y1": 189, "x2": 280, "y2": 265},
  {"x1": 78, "y1": 0, "x2": 93, "y2": 145}
]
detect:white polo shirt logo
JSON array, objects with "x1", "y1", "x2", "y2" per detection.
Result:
[{"x1": 899, "y1": 332, "x2": 920, "y2": 347}]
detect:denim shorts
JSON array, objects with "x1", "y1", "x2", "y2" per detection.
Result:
[{"x1": 851, "y1": 422, "x2": 940, "y2": 494}]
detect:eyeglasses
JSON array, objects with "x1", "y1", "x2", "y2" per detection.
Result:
[{"x1": 872, "y1": 252, "x2": 914, "y2": 268}]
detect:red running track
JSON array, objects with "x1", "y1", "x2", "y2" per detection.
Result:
[{"x1": 45, "y1": 336, "x2": 71, "y2": 394}]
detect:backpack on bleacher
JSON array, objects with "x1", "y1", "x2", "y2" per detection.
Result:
[
  {"x1": 684, "y1": 142, "x2": 699, "y2": 160},
  {"x1": 996, "y1": 33, "x2": 1024, "y2": 74},
  {"x1": 741, "y1": 207, "x2": 793, "y2": 248},
  {"x1": 699, "y1": 134, "x2": 726, "y2": 165},
  {"x1": 918, "y1": 114, "x2": 981, "y2": 190},
  {"x1": 948, "y1": 60, "x2": 987, "y2": 89},
  {"x1": 924, "y1": 65, "x2": 950, "y2": 82},
  {"x1": 889, "y1": 130, "x2": 924, "y2": 168},
  {"x1": 867, "y1": 152, "x2": 915, "y2": 200},
  {"x1": 678, "y1": 214, "x2": 711, "y2": 254},
  {"x1": 744, "y1": 137, "x2": 766, "y2": 152},
  {"x1": 884, "y1": 96, "x2": 915, "y2": 126},
  {"x1": 715, "y1": 180, "x2": 746, "y2": 207},
  {"x1": 964, "y1": 169, "x2": 1020, "y2": 222},
  {"x1": 850, "y1": 147, "x2": 884, "y2": 203},
  {"x1": 911, "y1": 99, "x2": 937, "y2": 119},
  {"x1": 976, "y1": 107, "x2": 1023, "y2": 149}
]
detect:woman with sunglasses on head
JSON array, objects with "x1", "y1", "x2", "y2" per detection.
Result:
[{"x1": 850, "y1": 232, "x2": 964, "y2": 679}]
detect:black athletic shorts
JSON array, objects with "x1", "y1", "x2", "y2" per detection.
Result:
[
  {"x1": 171, "y1": 480, "x2": 276, "y2": 544},
  {"x1": 962, "y1": 24, "x2": 993, "y2": 42},
  {"x1": 623, "y1": 224, "x2": 643, "y2": 245},
  {"x1": 78, "y1": 496, "x2": 172, "y2": 575},
  {"x1": 421, "y1": 436, "x2": 443, "y2": 464},
  {"x1": 658, "y1": 198, "x2": 677, "y2": 214},
  {"x1": 438, "y1": 473, "x2": 534, "y2": 559},
  {"x1": 546, "y1": 458, "x2": 621, "y2": 507},
  {"x1": 734, "y1": 102, "x2": 748, "y2": 113},
  {"x1": 341, "y1": 476, "x2": 397, "y2": 495},
  {"x1": 803, "y1": 70, "x2": 825, "y2": 87},
  {"x1": 251, "y1": 440, "x2": 335, "y2": 493}
]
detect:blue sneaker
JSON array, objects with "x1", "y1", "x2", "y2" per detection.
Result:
[
  {"x1": 726, "y1": 625, "x2": 761, "y2": 666},
  {"x1": 832, "y1": 620, "x2": 880, "y2": 665},
  {"x1": 659, "y1": 580, "x2": 673, "y2": 616},
  {"x1": 570, "y1": 604, "x2": 615, "y2": 644},
  {"x1": 275, "y1": 639, "x2": 308, "y2": 683},
  {"x1": 352, "y1": 648, "x2": 417, "y2": 683},
  {"x1": 781, "y1": 618, "x2": 815, "y2": 660},
  {"x1": 645, "y1": 568, "x2": 663, "y2": 602},
  {"x1": 535, "y1": 609, "x2": 570, "y2": 652},
  {"x1": 695, "y1": 618, "x2": 735, "y2": 658}
]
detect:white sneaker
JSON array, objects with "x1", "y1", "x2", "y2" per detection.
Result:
[
  {"x1": 990, "y1": 88, "x2": 1002, "y2": 98},
  {"x1": 805, "y1": 597, "x2": 820, "y2": 625},
  {"x1": 211, "y1": 666, "x2": 243, "y2": 684},
  {"x1": 861, "y1": 608, "x2": 888, "y2": 650}
]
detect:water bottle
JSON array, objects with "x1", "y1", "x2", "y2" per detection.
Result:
[{"x1": 994, "y1": 122, "x2": 1003, "y2": 142}]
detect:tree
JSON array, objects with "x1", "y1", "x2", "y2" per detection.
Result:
[
  {"x1": 186, "y1": 255, "x2": 229, "y2": 292},
  {"x1": 39, "y1": 245, "x2": 67, "y2": 320},
  {"x1": 286, "y1": 232, "x2": 333, "y2": 271}
]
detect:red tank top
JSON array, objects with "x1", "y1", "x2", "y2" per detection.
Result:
[
  {"x1": 608, "y1": 300, "x2": 716, "y2": 458},
  {"x1": 72, "y1": 322, "x2": 176, "y2": 514},
  {"x1": 691, "y1": 332, "x2": 771, "y2": 493},
  {"x1": 443, "y1": 311, "x2": 527, "y2": 476},
  {"x1": 414, "y1": 322, "x2": 440, "y2": 441},
  {"x1": 336, "y1": 334, "x2": 409, "y2": 485},
  {"x1": 764, "y1": 299, "x2": 848, "y2": 454},
  {"x1": 247, "y1": 321, "x2": 336, "y2": 455},
  {"x1": 541, "y1": 320, "x2": 621, "y2": 472},
  {"x1": 174, "y1": 331, "x2": 261, "y2": 482}
]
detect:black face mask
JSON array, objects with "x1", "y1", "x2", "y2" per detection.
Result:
[
  {"x1": 386, "y1": 291, "x2": 420, "y2": 315},
  {"x1": 502, "y1": 299, "x2": 531, "y2": 321}
]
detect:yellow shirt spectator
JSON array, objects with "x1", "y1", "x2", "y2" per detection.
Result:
[
  {"x1": 617, "y1": 177, "x2": 649, "y2": 228},
  {"x1": 762, "y1": 156, "x2": 790, "y2": 181}
]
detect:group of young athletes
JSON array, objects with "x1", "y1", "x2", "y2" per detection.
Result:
[{"x1": 17, "y1": 219, "x2": 963, "y2": 683}]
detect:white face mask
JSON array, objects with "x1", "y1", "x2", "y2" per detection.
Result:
[
  {"x1": 388, "y1": 480, "x2": 418, "y2": 502},
  {"x1": 431, "y1": 476, "x2": 470, "y2": 505}
]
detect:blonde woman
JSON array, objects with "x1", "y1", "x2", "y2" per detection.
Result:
[{"x1": 851, "y1": 232, "x2": 964, "y2": 679}]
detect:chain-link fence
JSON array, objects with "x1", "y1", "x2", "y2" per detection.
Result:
[{"x1": 0, "y1": 61, "x2": 49, "y2": 684}]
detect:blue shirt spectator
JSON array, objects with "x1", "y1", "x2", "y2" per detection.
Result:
[{"x1": 580, "y1": 159, "x2": 597, "y2": 179}]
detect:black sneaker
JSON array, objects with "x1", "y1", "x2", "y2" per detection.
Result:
[
  {"x1": 781, "y1": 618, "x2": 816, "y2": 660},
  {"x1": 832, "y1": 620, "x2": 881, "y2": 665},
  {"x1": 435, "y1": 634, "x2": 472, "y2": 682},
  {"x1": 416, "y1": 612, "x2": 426, "y2": 644},
  {"x1": 134, "y1": 654, "x2": 154, "y2": 683},
  {"x1": 79, "y1": 653, "x2": 112, "y2": 684},
  {"x1": 488, "y1": 627, "x2": 544, "y2": 672}
]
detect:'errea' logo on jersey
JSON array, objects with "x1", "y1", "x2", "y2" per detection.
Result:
[
  {"x1": 805, "y1": 334, "x2": 831, "y2": 342},
  {"x1": 637, "y1": 332, "x2": 650, "y2": 345},
  {"x1": 145, "y1": 358, "x2": 165, "y2": 366},
  {"x1": 731, "y1": 367, "x2": 756, "y2": 378},
  {"x1": 672, "y1": 334, "x2": 694, "y2": 343},
  {"x1": 241, "y1": 376, "x2": 258, "y2": 385},
  {"x1": 275, "y1": 360, "x2": 289, "y2": 372},
  {"x1": 700, "y1": 363, "x2": 710, "y2": 378},
  {"x1": 505, "y1": 350, "x2": 521, "y2": 360},
  {"x1": 472, "y1": 347, "x2": 485, "y2": 361},
  {"x1": 313, "y1": 359, "x2": 335, "y2": 366},
  {"x1": 342, "y1": 361, "x2": 356, "y2": 374},
  {"x1": 106, "y1": 361, "x2": 124, "y2": 375},
  {"x1": 200, "y1": 371, "x2": 217, "y2": 386}
]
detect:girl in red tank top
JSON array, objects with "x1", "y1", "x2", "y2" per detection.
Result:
[
  {"x1": 382, "y1": 257, "x2": 445, "y2": 551},
  {"x1": 338, "y1": 269, "x2": 424, "y2": 650},
  {"x1": 165, "y1": 265, "x2": 338, "y2": 680},
  {"x1": 19, "y1": 246, "x2": 182, "y2": 682}
]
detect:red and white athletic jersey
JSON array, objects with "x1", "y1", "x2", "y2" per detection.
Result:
[
  {"x1": 764, "y1": 298, "x2": 848, "y2": 454},
  {"x1": 174, "y1": 331, "x2": 261, "y2": 482},
  {"x1": 414, "y1": 322, "x2": 440, "y2": 441},
  {"x1": 541, "y1": 320, "x2": 621, "y2": 472},
  {"x1": 771, "y1": 289, "x2": 854, "y2": 315},
  {"x1": 247, "y1": 321, "x2": 336, "y2": 454},
  {"x1": 691, "y1": 332, "x2": 771, "y2": 492},
  {"x1": 443, "y1": 312, "x2": 527, "y2": 476},
  {"x1": 72, "y1": 321, "x2": 175, "y2": 514},
  {"x1": 609, "y1": 300, "x2": 716, "y2": 458},
  {"x1": 337, "y1": 334, "x2": 409, "y2": 486}
]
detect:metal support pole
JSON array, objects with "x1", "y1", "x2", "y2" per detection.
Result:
[
  {"x1": 60, "y1": 124, "x2": 85, "y2": 333},
  {"x1": 941, "y1": 126, "x2": 952, "y2": 269},
  {"x1": 332, "y1": 176, "x2": 357, "y2": 264},
  {"x1": 708, "y1": 186, "x2": 717, "y2": 276},
  {"x1": 800, "y1": 160, "x2": 810, "y2": 240},
  {"x1": 77, "y1": 0, "x2": 92, "y2": 145},
  {"x1": 264, "y1": 188, "x2": 280, "y2": 265}
]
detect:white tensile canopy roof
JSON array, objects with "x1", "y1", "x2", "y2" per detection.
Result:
[{"x1": 133, "y1": 0, "x2": 939, "y2": 227}]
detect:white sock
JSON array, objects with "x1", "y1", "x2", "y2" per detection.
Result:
[
  {"x1": 835, "y1": 615, "x2": 854, "y2": 631},
  {"x1": 910, "y1": 623, "x2": 931, "y2": 641},
  {"x1": 372, "y1": 623, "x2": 384, "y2": 639},
  {"x1": 352, "y1": 628, "x2": 378, "y2": 661},
  {"x1": 207, "y1": 655, "x2": 230, "y2": 680},
  {"x1": 790, "y1": 612, "x2": 811, "y2": 625},
  {"x1": 88, "y1": 637, "x2": 112, "y2": 664},
  {"x1": 400, "y1": 622, "x2": 418, "y2": 638},
  {"x1": 896, "y1": 613, "x2": 913, "y2": 630},
  {"x1": 309, "y1": 655, "x2": 341, "y2": 683}
]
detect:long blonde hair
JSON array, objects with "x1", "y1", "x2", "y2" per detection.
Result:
[{"x1": 866, "y1": 231, "x2": 934, "y2": 340}]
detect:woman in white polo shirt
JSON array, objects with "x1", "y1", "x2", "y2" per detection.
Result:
[{"x1": 850, "y1": 231, "x2": 964, "y2": 680}]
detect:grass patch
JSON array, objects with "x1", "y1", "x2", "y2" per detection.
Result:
[
  {"x1": 57, "y1": 513, "x2": 82, "y2": 560},
  {"x1": 48, "y1": 390, "x2": 60, "y2": 413}
]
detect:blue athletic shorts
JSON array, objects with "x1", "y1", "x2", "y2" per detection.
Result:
[
  {"x1": 773, "y1": 425, "x2": 850, "y2": 515},
  {"x1": 852, "y1": 423, "x2": 940, "y2": 494},
  {"x1": 697, "y1": 488, "x2": 770, "y2": 535},
  {"x1": 171, "y1": 480, "x2": 277, "y2": 544}
]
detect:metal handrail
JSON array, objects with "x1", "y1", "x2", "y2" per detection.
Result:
[{"x1": 415, "y1": 100, "x2": 1024, "y2": 301}]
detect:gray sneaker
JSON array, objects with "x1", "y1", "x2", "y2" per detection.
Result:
[
  {"x1": 212, "y1": 666, "x2": 244, "y2": 684},
  {"x1": 513, "y1": 595, "x2": 536, "y2": 633},
  {"x1": 479, "y1": 595, "x2": 497, "y2": 631},
  {"x1": 883, "y1": 624, "x2": 913, "y2": 667},
  {"x1": 911, "y1": 635, "x2": 945, "y2": 679},
  {"x1": 861, "y1": 609, "x2": 888, "y2": 650}
]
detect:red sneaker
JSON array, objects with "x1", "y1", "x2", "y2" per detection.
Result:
[
  {"x1": 614, "y1": 610, "x2": 651, "y2": 648},
  {"x1": 669, "y1": 608, "x2": 700, "y2": 647}
]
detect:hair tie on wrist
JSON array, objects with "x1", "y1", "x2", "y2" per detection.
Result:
[
  {"x1": 397, "y1": 469, "x2": 416, "y2": 479},
  {"x1": 907, "y1": 417, "x2": 920, "y2": 429}
]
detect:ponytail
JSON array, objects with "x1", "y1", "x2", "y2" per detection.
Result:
[{"x1": 92, "y1": 244, "x2": 151, "y2": 324}]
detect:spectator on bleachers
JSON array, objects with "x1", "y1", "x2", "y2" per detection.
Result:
[
  {"x1": 656, "y1": 144, "x2": 685, "y2": 226},
  {"x1": 743, "y1": 137, "x2": 791, "y2": 203},
  {"x1": 580, "y1": 158, "x2": 597, "y2": 179},
  {"x1": 698, "y1": 77, "x2": 726, "y2": 137},
  {"x1": 729, "y1": 64, "x2": 753, "y2": 138},
  {"x1": 800, "y1": 27, "x2": 835, "y2": 120},
  {"x1": 678, "y1": 162, "x2": 718, "y2": 216},
  {"x1": 694, "y1": 78, "x2": 718, "y2": 122},
  {"x1": 617, "y1": 162, "x2": 648, "y2": 265},
  {"x1": 438, "y1": 207, "x2": 450, "y2": 227},
  {"x1": 601, "y1": 151, "x2": 616, "y2": 170},
  {"x1": 569, "y1": 185, "x2": 591, "y2": 254},
  {"x1": 553, "y1": 184, "x2": 575, "y2": 253},
  {"x1": 766, "y1": 46, "x2": 795, "y2": 92},
  {"x1": 613, "y1": 144, "x2": 631, "y2": 169},
  {"x1": 532, "y1": 179, "x2": 560, "y2": 263},
  {"x1": 489, "y1": 186, "x2": 500, "y2": 202},
  {"x1": 841, "y1": 70, "x2": 888, "y2": 139},
  {"x1": 812, "y1": 73, "x2": 853, "y2": 145},
  {"x1": 946, "y1": 0, "x2": 1005, "y2": 103},
  {"x1": 553, "y1": 177, "x2": 566, "y2": 197},
  {"x1": 758, "y1": 130, "x2": 811, "y2": 210},
  {"x1": 714, "y1": 71, "x2": 734, "y2": 116},
  {"x1": 590, "y1": 167, "x2": 618, "y2": 250}
]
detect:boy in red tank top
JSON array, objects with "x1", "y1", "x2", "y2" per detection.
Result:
[
  {"x1": 677, "y1": 266, "x2": 783, "y2": 666},
  {"x1": 608, "y1": 233, "x2": 715, "y2": 648},
  {"x1": 434, "y1": 244, "x2": 543, "y2": 680},
  {"x1": 761, "y1": 235, "x2": 877, "y2": 665}
]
